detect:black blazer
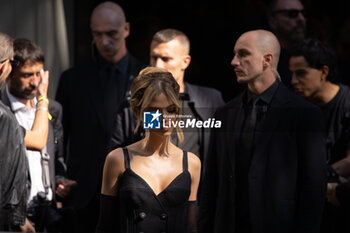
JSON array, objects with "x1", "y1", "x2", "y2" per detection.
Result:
[
  {"x1": 185, "y1": 82, "x2": 225, "y2": 167},
  {"x1": 198, "y1": 83, "x2": 327, "y2": 233},
  {"x1": 0, "y1": 101, "x2": 27, "y2": 227},
  {"x1": 55, "y1": 53, "x2": 145, "y2": 209},
  {"x1": 0, "y1": 87, "x2": 66, "y2": 200}
]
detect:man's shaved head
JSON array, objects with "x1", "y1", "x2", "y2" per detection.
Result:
[
  {"x1": 91, "y1": 1, "x2": 126, "y2": 26},
  {"x1": 239, "y1": 30, "x2": 281, "y2": 68},
  {"x1": 90, "y1": 1, "x2": 129, "y2": 63}
]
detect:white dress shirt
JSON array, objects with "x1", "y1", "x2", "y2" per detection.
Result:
[{"x1": 6, "y1": 86, "x2": 52, "y2": 203}]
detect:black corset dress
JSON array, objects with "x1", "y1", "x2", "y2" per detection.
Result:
[{"x1": 115, "y1": 148, "x2": 191, "y2": 233}]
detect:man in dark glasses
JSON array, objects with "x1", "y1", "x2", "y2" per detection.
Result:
[
  {"x1": 267, "y1": 0, "x2": 307, "y2": 89},
  {"x1": 268, "y1": 0, "x2": 306, "y2": 49}
]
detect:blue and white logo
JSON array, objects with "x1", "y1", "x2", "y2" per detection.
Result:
[{"x1": 143, "y1": 110, "x2": 162, "y2": 129}]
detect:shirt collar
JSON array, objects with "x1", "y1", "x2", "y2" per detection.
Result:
[
  {"x1": 97, "y1": 51, "x2": 130, "y2": 76},
  {"x1": 245, "y1": 80, "x2": 279, "y2": 105},
  {"x1": 180, "y1": 85, "x2": 190, "y2": 101},
  {"x1": 179, "y1": 93, "x2": 190, "y2": 101},
  {"x1": 6, "y1": 84, "x2": 36, "y2": 112},
  {"x1": 258, "y1": 80, "x2": 279, "y2": 104},
  {"x1": 115, "y1": 51, "x2": 129, "y2": 76}
]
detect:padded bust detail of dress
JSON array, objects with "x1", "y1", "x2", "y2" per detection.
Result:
[{"x1": 115, "y1": 147, "x2": 191, "y2": 233}]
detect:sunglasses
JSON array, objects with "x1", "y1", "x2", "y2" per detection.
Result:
[
  {"x1": 0, "y1": 58, "x2": 9, "y2": 64},
  {"x1": 0, "y1": 58, "x2": 20, "y2": 67},
  {"x1": 272, "y1": 9, "x2": 306, "y2": 19}
]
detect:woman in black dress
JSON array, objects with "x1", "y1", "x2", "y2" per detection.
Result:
[{"x1": 96, "y1": 67, "x2": 201, "y2": 233}]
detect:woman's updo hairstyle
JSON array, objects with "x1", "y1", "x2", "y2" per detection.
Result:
[{"x1": 130, "y1": 66, "x2": 183, "y2": 143}]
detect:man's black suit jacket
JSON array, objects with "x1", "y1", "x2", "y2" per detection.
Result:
[
  {"x1": 0, "y1": 101, "x2": 27, "y2": 228},
  {"x1": 55, "y1": 54, "x2": 144, "y2": 209},
  {"x1": 198, "y1": 83, "x2": 327, "y2": 233}
]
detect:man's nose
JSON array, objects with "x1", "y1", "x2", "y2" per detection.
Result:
[
  {"x1": 30, "y1": 73, "x2": 41, "y2": 86},
  {"x1": 296, "y1": 12, "x2": 306, "y2": 25},
  {"x1": 231, "y1": 55, "x2": 239, "y2": 67},
  {"x1": 291, "y1": 73, "x2": 298, "y2": 85},
  {"x1": 100, "y1": 34, "x2": 110, "y2": 46}
]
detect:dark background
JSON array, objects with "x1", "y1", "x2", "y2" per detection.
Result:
[{"x1": 69, "y1": 0, "x2": 350, "y2": 102}]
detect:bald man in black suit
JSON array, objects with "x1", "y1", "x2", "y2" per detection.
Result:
[{"x1": 198, "y1": 30, "x2": 327, "y2": 233}]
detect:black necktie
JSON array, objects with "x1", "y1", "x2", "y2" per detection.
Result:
[
  {"x1": 236, "y1": 94, "x2": 259, "y2": 232},
  {"x1": 103, "y1": 65, "x2": 122, "y2": 128},
  {"x1": 241, "y1": 95, "x2": 259, "y2": 159}
]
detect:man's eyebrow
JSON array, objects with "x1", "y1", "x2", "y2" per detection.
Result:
[
  {"x1": 19, "y1": 71, "x2": 35, "y2": 75},
  {"x1": 239, "y1": 48, "x2": 250, "y2": 53},
  {"x1": 295, "y1": 68, "x2": 308, "y2": 72},
  {"x1": 92, "y1": 29, "x2": 118, "y2": 33},
  {"x1": 234, "y1": 48, "x2": 250, "y2": 54}
]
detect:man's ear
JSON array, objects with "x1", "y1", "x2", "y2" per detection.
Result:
[
  {"x1": 182, "y1": 55, "x2": 191, "y2": 70},
  {"x1": 263, "y1": 54, "x2": 273, "y2": 69},
  {"x1": 124, "y1": 22, "x2": 130, "y2": 39},
  {"x1": 321, "y1": 65, "x2": 329, "y2": 81}
]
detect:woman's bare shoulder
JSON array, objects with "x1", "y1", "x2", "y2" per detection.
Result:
[
  {"x1": 102, "y1": 148, "x2": 126, "y2": 195},
  {"x1": 187, "y1": 152, "x2": 201, "y2": 191},
  {"x1": 187, "y1": 152, "x2": 201, "y2": 170},
  {"x1": 187, "y1": 152, "x2": 201, "y2": 175},
  {"x1": 105, "y1": 147, "x2": 125, "y2": 169}
]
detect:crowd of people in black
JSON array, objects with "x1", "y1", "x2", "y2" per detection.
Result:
[{"x1": 1, "y1": 0, "x2": 350, "y2": 232}]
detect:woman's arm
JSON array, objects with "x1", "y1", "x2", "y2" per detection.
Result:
[
  {"x1": 24, "y1": 70, "x2": 49, "y2": 150},
  {"x1": 188, "y1": 152, "x2": 201, "y2": 201},
  {"x1": 96, "y1": 148, "x2": 125, "y2": 233},
  {"x1": 101, "y1": 148, "x2": 125, "y2": 195}
]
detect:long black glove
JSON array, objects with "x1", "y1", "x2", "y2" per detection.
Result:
[
  {"x1": 95, "y1": 194, "x2": 118, "y2": 233},
  {"x1": 187, "y1": 201, "x2": 198, "y2": 233}
]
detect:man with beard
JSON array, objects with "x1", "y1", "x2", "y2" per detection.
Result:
[
  {"x1": 267, "y1": 0, "x2": 307, "y2": 89},
  {"x1": 0, "y1": 38, "x2": 76, "y2": 232},
  {"x1": 55, "y1": 1, "x2": 145, "y2": 232}
]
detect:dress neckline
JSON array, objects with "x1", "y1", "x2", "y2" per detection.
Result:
[
  {"x1": 127, "y1": 169, "x2": 189, "y2": 197},
  {"x1": 122, "y1": 147, "x2": 189, "y2": 196}
]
